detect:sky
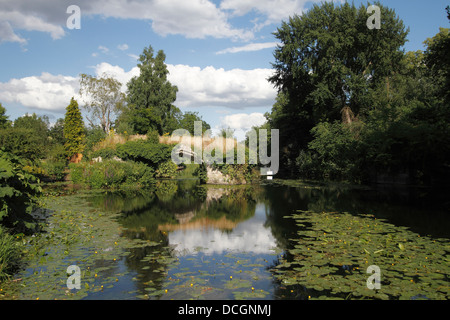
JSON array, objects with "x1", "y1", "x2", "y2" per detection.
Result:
[{"x1": 0, "y1": 0, "x2": 449, "y2": 140}]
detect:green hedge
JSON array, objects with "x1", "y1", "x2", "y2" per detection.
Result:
[
  {"x1": 116, "y1": 139, "x2": 173, "y2": 168},
  {"x1": 69, "y1": 160, "x2": 155, "y2": 189}
]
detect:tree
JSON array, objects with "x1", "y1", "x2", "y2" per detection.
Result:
[
  {"x1": 0, "y1": 103, "x2": 10, "y2": 129},
  {"x1": 267, "y1": 1, "x2": 409, "y2": 176},
  {"x1": 79, "y1": 73, "x2": 126, "y2": 133},
  {"x1": 14, "y1": 113, "x2": 49, "y2": 138},
  {"x1": 424, "y1": 27, "x2": 450, "y2": 104},
  {"x1": 49, "y1": 118, "x2": 65, "y2": 145},
  {"x1": 178, "y1": 111, "x2": 210, "y2": 135},
  {"x1": 2, "y1": 113, "x2": 51, "y2": 160},
  {"x1": 126, "y1": 45, "x2": 178, "y2": 135},
  {"x1": 64, "y1": 97, "x2": 85, "y2": 159},
  {"x1": 0, "y1": 127, "x2": 46, "y2": 161}
]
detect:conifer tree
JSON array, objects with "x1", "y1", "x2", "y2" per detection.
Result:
[{"x1": 64, "y1": 97, "x2": 85, "y2": 159}]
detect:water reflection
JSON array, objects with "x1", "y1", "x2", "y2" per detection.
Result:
[
  {"x1": 84, "y1": 179, "x2": 449, "y2": 299},
  {"x1": 168, "y1": 203, "x2": 277, "y2": 255}
]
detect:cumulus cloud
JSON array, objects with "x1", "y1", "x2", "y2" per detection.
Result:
[
  {"x1": 0, "y1": 72, "x2": 79, "y2": 111},
  {"x1": 167, "y1": 64, "x2": 276, "y2": 109},
  {"x1": 1, "y1": 0, "x2": 331, "y2": 43},
  {"x1": 216, "y1": 42, "x2": 280, "y2": 54},
  {"x1": 221, "y1": 112, "x2": 267, "y2": 131},
  {"x1": 0, "y1": 9, "x2": 65, "y2": 43},
  {"x1": 0, "y1": 62, "x2": 276, "y2": 113},
  {"x1": 0, "y1": 0, "x2": 254, "y2": 42},
  {"x1": 93, "y1": 62, "x2": 139, "y2": 91}
]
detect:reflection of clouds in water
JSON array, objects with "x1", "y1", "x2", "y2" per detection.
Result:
[{"x1": 169, "y1": 204, "x2": 277, "y2": 255}]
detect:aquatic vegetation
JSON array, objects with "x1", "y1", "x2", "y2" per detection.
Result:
[
  {"x1": 1, "y1": 181, "x2": 448, "y2": 301},
  {"x1": 273, "y1": 210, "x2": 450, "y2": 300}
]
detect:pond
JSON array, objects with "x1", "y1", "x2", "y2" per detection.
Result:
[{"x1": 2, "y1": 179, "x2": 449, "y2": 300}]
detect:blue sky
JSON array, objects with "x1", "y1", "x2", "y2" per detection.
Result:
[{"x1": 0, "y1": 0, "x2": 449, "y2": 139}]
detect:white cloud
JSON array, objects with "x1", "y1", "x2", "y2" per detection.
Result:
[
  {"x1": 0, "y1": 72, "x2": 79, "y2": 111},
  {"x1": 127, "y1": 53, "x2": 139, "y2": 61},
  {"x1": 0, "y1": 10, "x2": 65, "y2": 42},
  {"x1": 0, "y1": 21, "x2": 26, "y2": 44},
  {"x1": 0, "y1": 62, "x2": 276, "y2": 113},
  {"x1": 117, "y1": 43, "x2": 129, "y2": 51},
  {"x1": 0, "y1": 0, "x2": 254, "y2": 42},
  {"x1": 216, "y1": 42, "x2": 279, "y2": 54},
  {"x1": 98, "y1": 45, "x2": 109, "y2": 54},
  {"x1": 93, "y1": 62, "x2": 139, "y2": 91},
  {"x1": 221, "y1": 112, "x2": 267, "y2": 131},
  {"x1": 220, "y1": 0, "x2": 321, "y2": 29},
  {"x1": 167, "y1": 64, "x2": 277, "y2": 109}
]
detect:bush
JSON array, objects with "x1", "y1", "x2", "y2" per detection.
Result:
[
  {"x1": 0, "y1": 150, "x2": 42, "y2": 232},
  {"x1": 0, "y1": 127, "x2": 47, "y2": 161},
  {"x1": 69, "y1": 160, "x2": 155, "y2": 189},
  {"x1": 91, "y1": 147, "x2": 117, "y2": 160},
  {"x1": 85, "y1": 127, "x2": 107, "y2": 153},
  {"x1": 156, "y1": 160, "x2": 178, "y2": 178},
  {"x1": 193, "y1": 163, "x2": 208, "y2": 184},
  {"x1": 0, "y1": 225, "x2": 23, "y2": 281},
  {"x1": 116, "y1": 139, "x2": 173, "y2": 168}
]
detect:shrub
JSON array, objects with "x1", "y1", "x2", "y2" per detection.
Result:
[
  {"x1": 69, "y1": 160, "x2": 155, "y2": 189},
  {"x1": 0, "y1": 150, "x2": 42, "y2": 232},
  {"x1": 0, "y1": 225, "x2": 23, "y2": 281},
  {"x1": 91, "y1": 147, "x2": 117, "y2": 160},
  {"x1": 193, "y1": 163, "x2": 208, "y2": 184},
  {"x1": 156, "y1": 160, "x2": 178, "y2": 178},
  {"x1": 116, "y1": 139, "x2": 173, "y2": 168},
  {"x1": 0, "y1": 127, "x2": 47, "y2": 161}
]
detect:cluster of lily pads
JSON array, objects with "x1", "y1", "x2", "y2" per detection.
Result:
[
  {"x1": 135, "y1": 251, "x2": 274, "y2": 300},
  {"x1": 273, "y1": 210, "x2": 449, "y2": 300},
  {"x1": 0, "y1": 192, "x2": 163, "y2": 300}
]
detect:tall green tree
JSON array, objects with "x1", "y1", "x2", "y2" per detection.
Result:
[
  {"x1": 424, "y1": 27, "x2": 450, "y2": 104},
  {"x1": 126, "y1": 45, "x2": 178, "y2": 135},
  {"x1": 267, "y1": 1, "x2": 408, "y2": 176},
  {"x1": 64, "y1": 97, "x2": 85, "y2": 158}
]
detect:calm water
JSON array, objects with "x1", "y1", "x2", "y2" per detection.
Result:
[
  {"x1": 5, "y1": 179, "x2": 449, "y2": 300},
  {"x1": 82, "y1": 179, "x2": 449, "y2": 299}
]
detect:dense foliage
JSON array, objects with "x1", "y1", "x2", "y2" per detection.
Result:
[
  {"x1": 69, "y1": 160, "x2": 155, "y2": 189},
  {"x1": 0, "y1": 225, "x2": 23, "y2": 281},
  {"x1": 263, "y1": 2, "x2": 450, "y2": 184},
  {"x1": 116, "y1": 139, "x2": 173, "y2": 168},
  {"x1": 125, "y1": 45, "x2": 179, "y2": 135},
  {"x1": 0, "y1": 150, "x2": 42, "y2": 232},
  {"x1": 64, "y1": 98, "x2": 86, "y2": 159}
]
